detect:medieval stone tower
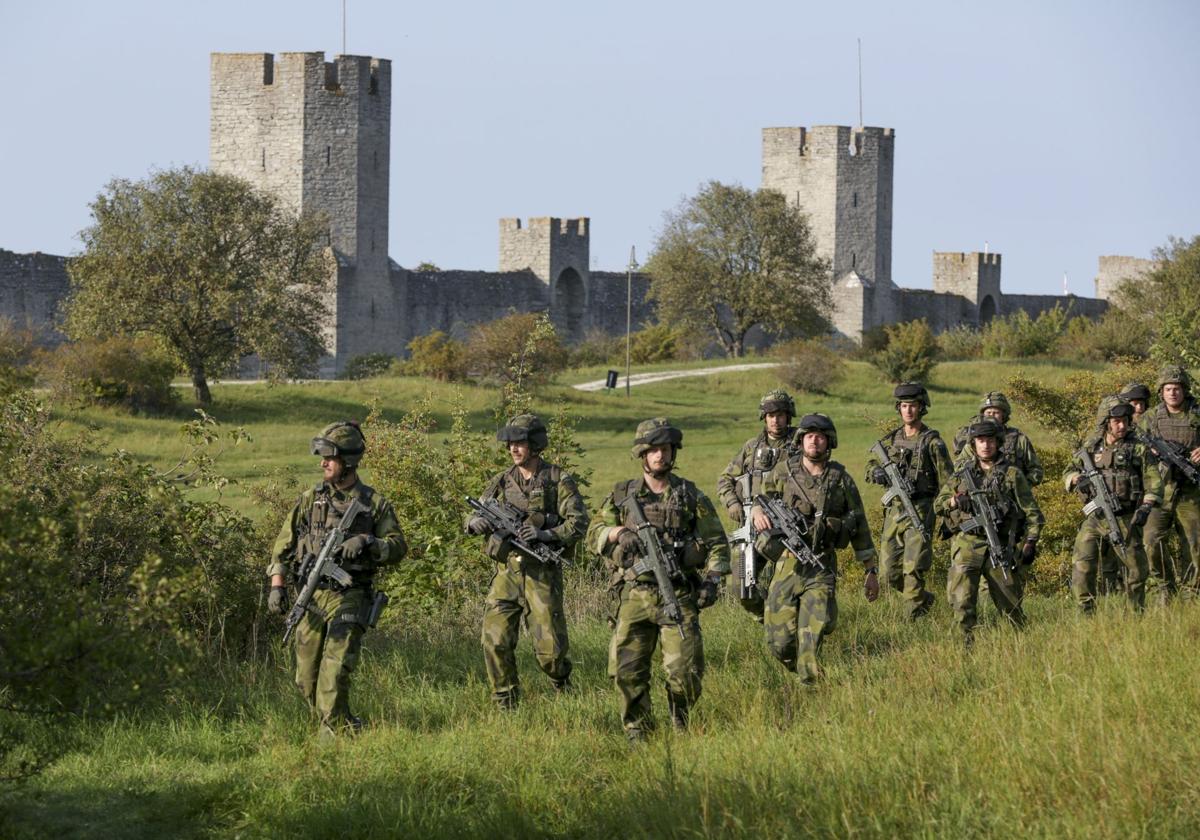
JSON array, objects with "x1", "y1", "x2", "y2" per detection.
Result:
[
  {"x1": 498, "y1": 217, "x2": 590, "y2": 342},
  {"x1": 209, "y1": 52, "x2": 401, "y2": 371},
  {"x1": 762, "y1": 125, "x2": 896, "y2": 338},
  {"x1": 932, "y1": 251, "x2": 1002, "y2": 322}
]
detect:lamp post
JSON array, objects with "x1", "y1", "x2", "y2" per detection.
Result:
[{"x1": 625, "y1": 246, "x2": 637, "y2": 397}]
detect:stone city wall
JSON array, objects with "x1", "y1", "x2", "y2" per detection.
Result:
[{"x1": 0, "y1": 249, "x2": 70, "y2": 343}]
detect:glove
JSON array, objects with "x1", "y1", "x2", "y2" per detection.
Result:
[
  {"x1": 952, "y1": 493, "x2": 971, "y2": 512},
  {"x1": 617, "y1": 529, "x2": 642, "y2": 567},
  {"x1": 696, "y1": 574, "x2": 721, "y2": 609},
  {"x1": 870, "y1": 467, "x2": 888, "y2": 486},
  {"x1": 339, "y1": 534, "x2": 375, "y2": 560},
  {"x1": 727, "y1": 503, "x2": 745, "y2": 526},
  {"x1": 466, "y1": 516, "x2": 491, "y2": 535},
  {"x1": 1021, "y1": 539, "x2": 1038, "y2": 565},
  {"x1": 1132, "y1": 504, "x2": 1152, "y2": 528},
  {"x1": 268, "y1": 586, "x2": 288, "y2": 615},
  {"x1": 518, "y1": 522, "x2": 553, "y2": 543}
]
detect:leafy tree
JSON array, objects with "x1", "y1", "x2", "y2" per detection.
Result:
[
  {"x1": 871, "y1": 319, "x2": 939, "y2": 383},
  {"x1": 645, "y1": 181, "x2": 832, "y2": 357},
  {"x1": 1116, "y1": 235, "x2": 1200, "y2": 367},
  {"x1": 65, "y1": 167, "x2": 331, "y2": 404}
]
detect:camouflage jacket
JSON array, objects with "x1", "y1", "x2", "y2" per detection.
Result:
[
  {"x1": 715, "y1": 428, "x2": 795, "y2": 511},
  {"x1": 864, "y1": 425, "x2": 955, "y2": 503},
  {"x1": 587, "y1": 473, "x2": 730, "y2": 580},
  {"x1": 1062, "y1": 432, "x2": 1162, "y2": 513},
  {"x1": 469, "y1": 461, "x2": 589, "y2": 548},
  {"x1": 267, "y1": 480, "x2": 407, "y2": 583},
  {"x1": 1144, "y1": 399, "x2": 1200, "y2": 486},
  {"x1": 935, "y1": 457, "x2": 1044, "y2": 547},
  {"x1": 953, "y1": 418, "x2": 1044, "y2": 486},
  {"x1": 755, "y1": 455, "x2": 878, "y2": 568}
]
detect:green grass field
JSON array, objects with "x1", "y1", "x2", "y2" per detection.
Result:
[{"x1": 8, "y1": 357, "x2": 1198, "y2": 838}]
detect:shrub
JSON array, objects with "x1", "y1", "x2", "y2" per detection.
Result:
[
  {"x1": 854, "y1": 325, "x2": 891, "y2": 360},
  {"x1": 404, "y1": 330, "x2": 468, "y2": 382},
  {"x1": 871, "y1": 319, "x2": 939, "y2": 384},
  {"x1": 340, "y1": 352, "x2": 396, "y2": 380},
  {"x1": 981, "y1": 305, "x2": 1071, "y2": 359},
  {"x1": 936, "y1": 325, "x2": 982, "y2": 360},
  {"x1": 0, "y1": 318, "x2": 38, "y2": 394},
  {"x1": 630, "y1": 323, "x2": 683, "y2": 364},
  {"x1": 568, "y1": 330, "x2": 622, "y2": 368},
  {"x1": 38, "y1": 335, "x2": 178, "y2": 413},
  {"x1": 466, "y1": 312, "x2": 565, "y2": 386},
  {"x1": 778, "y1": 338, "x2": 846, "y2": 394},
  {"x1": 1054, "y1": 309, "x2": 1151, "y2": 362}
]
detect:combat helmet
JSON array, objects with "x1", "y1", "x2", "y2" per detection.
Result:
[
  {"x1": 1119, "y1": 382, "x2": 1151, "y2": 404},
  {"x1": 978, "y1": 392, "x2": 1012, "y2": 424},
  {"x1": 965, "y1": 417, "x2": 1003, "y2": 443},
  {"x1": 311, "y1": 421, "x2": 367, "y2": 469},
  {"x1": 1156, "y1": 365, "x2": 1192, "y2": 396},
  {"x1": 759, "y1": 389, "x2": 797, "y2": 420},
  {"x1": 1094, "y1": 395, "x2": 1134, "y2": 433},
  {"x1": 496, "y1": 413, "x2": 549, "y2": 451},
  {"x1": 894, "y1": 381, "x2": 931, "y2": 416},
  {"x1": 631, "y1": 417, "x2": 683, "y2": 459},
  {"x1": 795, "y1": 413, "x2": 838, "y2": 451}
]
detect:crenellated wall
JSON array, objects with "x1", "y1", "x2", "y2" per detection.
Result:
[{"x1": 0, "y1": 249, "x2": 70, "y2": 343}]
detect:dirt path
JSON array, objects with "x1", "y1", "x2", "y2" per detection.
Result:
[{"x1": 572, "y1": 362, "x2": 780, "y2": 392}]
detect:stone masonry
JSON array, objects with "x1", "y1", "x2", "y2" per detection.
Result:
[
  {"x1": 0, "y1": 249, "x2": 70, "y2": 343},
  {"x1": 1094, "y1": 255, "x2": 1157, "y2": 301}
]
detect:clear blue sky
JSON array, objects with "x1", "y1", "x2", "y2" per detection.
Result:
[{"x1": 2, "y1": 0, "x2": 1197, "y2": 295}]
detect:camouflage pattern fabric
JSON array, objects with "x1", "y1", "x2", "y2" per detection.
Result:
[
  {"x1": 952, "y1": 419, "x2": 1044, "y2": 486},
  {"x1": 1069, "y1": 513, "x2": 1149, "y2": 612},
  {"x1": 1141, "y1": 399, "x2": 1200, "y2": 603},
  {"x1": 294, "y1": 587, "x2": 370, "y2": 731},
  {"x1": 763, "y1": 552, "x2": 838, "y2": 684}
]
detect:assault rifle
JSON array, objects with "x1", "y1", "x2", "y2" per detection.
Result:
[
  {"x1": 1135, "y1": 430, "x2": 1200, "y2": 488},
  {"x1": 870, "y1": 440, "x2": 928, "y2": 541},
  {"x1": 283, "y1": 498, "x2": 368, "y2": 644},
  {"x1": 621, "y1": 495, "x2": 687, "y2": 639},
  {"x1": 729, "y1": 473, "x2": 758, "y2": 600},
  {"x1": 465, "y1": 496, "x2": 570, "y2": 567},
  {"x1": 955, "y1": 467, "x2": 1010, "y2": 580},
  {"x1": 1075, "y1": 447, "x2": 1128, "y2": 561},
  {"x1": 753, "y1": 494, "x2": 827, "y2": 572}
]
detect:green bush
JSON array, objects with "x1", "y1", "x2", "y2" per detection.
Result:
[
  {"x1": 981, "y1": 305, "x2": 1071, "y2": 359},
  {"x1": 466, "y1": 312, "x2": 565, "y2": 386},
  {"x1": 38, "y1": 336, "x2": 178, "y2": 413},
  {"x1": 403, "y1": 330, "x2": 468, "y2": 382},
  {"x1": 340, "y1": 352, "x2": 397, "y2": 380},
  {"x1": 871, "y1": 319, "x2": 939, "y2": 384},
  {"x1": 630, "y1": 323, "x2": 683, "y2": 364},
  {"x1": 0, "y1": 318, "x2": 37, "y2": 395},
  {"x1": 568, "y1": 330, "x2": 622, "y2": 368},
  {"x1": 936, "y1": 325, "x2": 982, "y2": 360},
  {"x1": 778, "y1": 338, "x2": 845, "y2": 394},
  {"x1": 1054, "y1": 309, "x2": 1151, "y2": 362}
]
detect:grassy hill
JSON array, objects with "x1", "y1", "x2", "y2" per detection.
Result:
[{"x1": 8, "y1": 357, "x2": 1197, "y2": 838}]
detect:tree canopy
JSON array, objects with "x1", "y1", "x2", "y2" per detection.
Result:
[
  {"x1": 65, "y1": 167, "x2": 332, "y2": 403},
  {"x1": 645, "y1": 181, "x2": 832, "y2": 357},
  {"x1": 1115, "y1": 234, "x2": 1200, "y2": 367}
]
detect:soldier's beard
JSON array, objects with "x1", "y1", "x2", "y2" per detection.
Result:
[{"x1": 643, "y1": 462, "x2": 673, "y2": 479}]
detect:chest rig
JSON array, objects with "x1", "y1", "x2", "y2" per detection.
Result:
[
  {"x1": 736, "y1": 432, "x2": 791, "y2": 503},
  {"x1": 297, "y1": 484, "x2": 376, "y2": 585},
  {"x1": 1089, "y1": 437, "x2": 1144, "y2": 510},
  {"x1": 612, "y1": 477, "x2": 701, "y2": 570},
  {"x1": 950, "y1": 461, "x2": 1022, "y2": 540},
  {"x1": 887, "y1": 428, "x2": 941, "y2": 498},
  {"x1": 489, "y1": 464, "x2": 563, "y2": 529},
  {"x1": 1152, "y1": 403, "x2": 1200, "y2": 451}
]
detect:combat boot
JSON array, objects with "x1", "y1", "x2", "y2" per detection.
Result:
[
  {"x1": 552, "y1": 677, "x2": 573, "y2": 695},
  {"x1": 667, "y1": 694, "x2": 690, "y2": 731},
  {"x1": 494, "y1": 688, "x2": 520, "y2": 711},
  {"x1": 910, "y1": 591, "x2": 935, "y2": 620}
]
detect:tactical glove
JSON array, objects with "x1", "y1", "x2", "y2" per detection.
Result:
[
  {"x1": 1132, "y1": 503, "x2": 1153, "y2": 528},
  {"x1": 466, "y1": 516, "x2": 491, "y2": 535},
  {"x1": 617, "y1": 528, "x2": 642, "y2": 561},
  {"x1": 952, "y1": 492, "x2": 971, "y2": 512},
  {"x1": 1021, "y1": 539, "x2": 1038, "y2": 565},
  {"x1": 695, "y1": 573, "x2": 722, "y2": 609},
  {"x1": 727, "y1": 503, "x2": 745, "y2": 526},
  {"x1": 870, "y1": 467, "x2": 888, "y2": 486},
  {"x1": 339, "y1": 534, "x2": 375, "y2": 560},
  {"x1": 268, "y1": 586, "x2": 288, "y2": 615},
  {"x1": 518, "y1": 522, "x2": 554, "y2": 543}
]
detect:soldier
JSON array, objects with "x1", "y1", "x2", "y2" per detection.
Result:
[
  {"x1": 586, "y1": 418, "x2": 729, "y2": 741},
  {"x1": 751, "y1": 414, "x2": 879, "y2": 685},
  {"x1": 864, "y1": 382, "x2": 954, "y2": 619},
  {"x1": 953, "y1": 392, "x2": 1044, "y2": 486},
  {"x1": 936, "y1": 418, "x2": 1043, "y2": 645},
  {"x1": 1063, "y1": 397, "x2": 1160, "y2": 613},
  {"x1": 1141, "y1": 366, "x2": 1200, "y2": 603},
  {"x1": 1120, "y1": 382, "x2": 1151, "y2": 426},
  {"x1": 716, "y1": 389, "x2": 797, "y2": 619},
  {"x1": 267, "y1": 421, "x2": 408, "y2": 738},
  {"x1": 465, "y1": 414, "x2": 588, "y2": 709}
]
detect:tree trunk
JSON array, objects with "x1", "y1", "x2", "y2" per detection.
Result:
[{"x1": 191, "y1": 365, "x2": 212, "y2": 404}]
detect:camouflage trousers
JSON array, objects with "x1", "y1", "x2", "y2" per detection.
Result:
[
  {"x1": 879, "y1": 499, "x2": 936, "y2": 619},
  {"x1": 764, "y1": 551, "x2": 838, "y2": 684},
  {"x1": 946, "y1": 536, "x2": 1025, "y2": 638},
  {"x1": 1071, "y1": 512, "x2": 1148, "y2": 612},
  {"x1": 294, "y1": 586, "x2": 371, "y2": 731},
  {"x1": 608, "y1": 582, "x2": 703, "y2": 736},
  {"x1": 1143, "y1": 482, "x2": 1200, "y2": 603},
  {"x1": 481, "y1": 558, "x2": 571, "y2": 705}
]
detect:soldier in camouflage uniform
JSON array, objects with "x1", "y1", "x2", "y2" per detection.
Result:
[
  {"x1": 1094, "y1": 383, "x2": 1155, "y2": 594},
  {"x1": 953, "y1": 392, "x2": 1044, "y2": 486},
  {"x1": 864, "y1": 382, "x2": 954, "y2": 619},
  {"x1": 1141, "y1": 366, "x2": 1200, "y2": 603},
  {"x1": 586, "y1": 418, "x2": 729, "y2": 740},
  {"x1": 716, "y1": 389, "x2": 797, "y2": 619},
  {"x1": 1064, "y1": 397, "x2": 1160, "y2": 613},
  {"x1": 267, "y1": 421, "x2": 408, "y2": 737},
  {"x1": 751, "y1": 414, "x2": 879, "y2": 684},
  {"x1": 1120, "y1": 382, "x2": 1151, "y2": 426},
  {"x1": 465, "y1": 414, "x2": 589, "y2": 709},
  {"x1": 936, "y1": 418, "x2": 1043, "y2": 644}
]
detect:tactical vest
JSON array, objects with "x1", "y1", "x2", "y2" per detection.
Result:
[
  {"x1": 1088, "y1": 437, "x2": 1144, "y2": 511},
  {"x1": 779, "y1": 458, "x2": 854, "y2": 550},
  {"x1": 296, "y1": 483, "x2": 376, "y2": 586},
  {"x1": 946, "y1": 461, "x2": 1023, "y2": 542},
  {"x1": 955, "y1": 424, "x2": 1033, "y2": 478},
  {"x1": 886, "y1": 427, "x2": 942, "y2": 498},
  {"x1": 611, "y1": 477, "x2": 705, "y2": 571},
  {"x1": 734, "y1": 431, "x2": 792, "y2": 502},
  {"x1": 486, "y1": 463, "x2": 564, "y2": 529},
  {"x1": 1151, "y1": 403, "x2": 1200, "y2": 449}
]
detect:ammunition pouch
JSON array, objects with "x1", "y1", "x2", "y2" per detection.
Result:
[
  {"x1": 754, "y1": 530, "x2": 786, "y2": 563},
  {"x1": 681, "y1": 537, "x2": 706, "y2": 570},
  {"x1": 485, "y1": 532, "x2": 512, "y2": 562},
  {"x1": 823, "y1": 515, "x2": 849, "y2": 549}
]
